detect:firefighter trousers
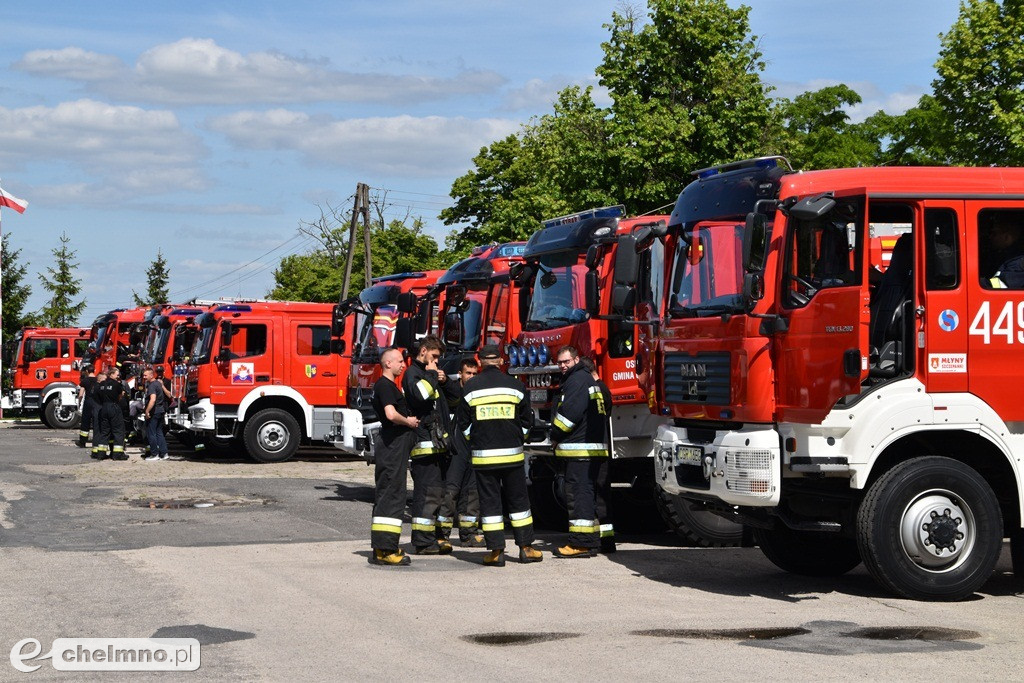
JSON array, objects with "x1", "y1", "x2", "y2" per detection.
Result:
[
  {"x1": 594, "y1": 457, "x2": 614, "y2": 543},
  {"x1": 565, "y1": 458, "x2": 603, "y2": 549},
  {"x1": 410, "y1": 453, "x2": 447, "y2": 548},
  {"x1": 475, "y1": 464, "x2": 535, "y2": 551},
  {"x1": 440, "y1": 434, "x2": 480, "y2": 541},
  {"x1": 78, "y1": 399, "x2": 96, "y2": 444},
  {"x1": 370, "y1": 431, "x2": 412, "y2": 553},
  {"x1": 92, "y1": 402, "x2": 126, "y2": 459}
]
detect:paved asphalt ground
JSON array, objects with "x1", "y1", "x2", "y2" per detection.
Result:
[{"x1": 2, "y1": 420, "x2": 1024, "y2": 681}]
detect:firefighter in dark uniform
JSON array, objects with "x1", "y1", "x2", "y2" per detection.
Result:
[
  {"x1": 580, "y1": 356, "x2": 616, "y2": 553},
  {"x1": 456, "y1": 344, "x2": 543, "y2": 566},
  {"x1": 550, "y1": 345, "x2": 609, "y2": 557},
  {"x1": 77, "y1": 365, "x2": 98, "y2": 448},
  {"x1": 439, "y1": 357, "x2": 484, "y2": 546},
  {"x1": 402, "y1": 335, "x2": 458, "y2": 555},
  {"x1": 369, "y1": 347, "x2": 419, "y2": 567},
  {"x1": 92, "y1": 366, "x2": 127, "y2": 460}
]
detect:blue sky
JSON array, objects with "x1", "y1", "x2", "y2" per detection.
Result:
[{"x1": 0, "y1": 0, "x2": 961, "y2": 325}]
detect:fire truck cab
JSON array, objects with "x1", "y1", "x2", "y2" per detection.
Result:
[
  {"x1": 644, "y1": 163, "x2": 1024, "y2": 600},
  {"x1": 85, "y1": 307, "x2": 151, "y2": 375},
  {"x1": 2, "y1": 326, "x2": 90, "y2": 428},
  {"x1": 330, "y1": 270, "x2": 445, "y2": 460},
  {"x1": 180, "y1": 301, "x2": 350, "y2": 462}
]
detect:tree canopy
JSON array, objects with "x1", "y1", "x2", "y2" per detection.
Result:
[
  {"x1": 132, "y1": 249, "x2": 171, "y2": 307},
  {"x1": 38, "y1": 231, "x2": 86, "y2": 328}
]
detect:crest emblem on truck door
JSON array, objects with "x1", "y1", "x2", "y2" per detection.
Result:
[
  {"x1": 35, "y1": 369, "x2": 47, "y2": 380},
  {"x1": 305, "y1": 364, "x2": 317, "y2": 379}
]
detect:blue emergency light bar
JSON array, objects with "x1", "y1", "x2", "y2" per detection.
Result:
[
  {"x1": 169, "y1": 307, "x2": 204, "y2": 316},
  {"x1": 213, "y1": 304, "x2": 252, "y2": 313},
  {"x1": 542, "y1": 205, "x2": 625, "y2": 229},
  {"x1": 691, "y1": 156, "x2": 790, "y2": 179},
  {"x1": 372, "y1": 272, "x2": 427, "y2": 283}
]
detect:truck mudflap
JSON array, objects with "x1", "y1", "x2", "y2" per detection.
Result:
[
  {"x1": 329, "y1": 407, "x2": 379, "y2": 462},
  {"x1": 654, "y1": 423, "x2": 782, "y2": 507}
]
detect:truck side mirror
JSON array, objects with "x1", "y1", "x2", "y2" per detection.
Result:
[
  {"x1": 217, "y1": 346, "x2": 231, "y2": 364},
  {"x1": 788, "y1": 193, "x2": 836, "y2": 221},
  {"x1": 220, "y1": 320, "x2": 234, "y2": 343},
  {"x1": 743, "y1": 213, "x2": 769, "y2": 272},
  {"x1": 331, "y1": 304, "x2": 347, "y2": 337},
  {"x1": 395, "y1": 317, "x2": 415, "y2": 350},
  {"x1": 518, "y1": 285, "x2": 529, "y2": 327},
  {"x1": 585, "y1": 270, "x2": 600, "y2": 315},
  {"x1": 396, "y1": 292, "x2": 418, "y2": 314},
  {"x1": 743, "y1": 272, "x2": 765, "y2": 301},
  {"x1": 614, "y1": 234, "x2": 640, "y2": 286},
  {"x1": 610, "y1": 284, "x2": 636, "y2": 317},
  {"x1": 585, "y1": 244, "x2": 600, "y2": 270}
]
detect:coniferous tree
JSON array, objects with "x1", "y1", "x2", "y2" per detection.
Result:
[
  {"x1": 132, "y1": 249, "x2": 171, "y2": 306},
  {"x1": 2, "y1": 232, "x2": 38, "y2": 340},
  {"x1": 38, "y1": 231, "x2": 86, "y2": 327}
]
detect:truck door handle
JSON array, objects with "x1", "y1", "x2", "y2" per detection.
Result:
[{"x1": 322, "y1": 372, "x2": 336, "y2": 377}]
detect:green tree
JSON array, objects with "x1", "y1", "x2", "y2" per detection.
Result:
[
  {"x1": 132, "y1": 249, "x2": 170, "y2": 306},
  {"x1": 777, "y1": 85, "x2": 890, "y2": 169},
  {"x1": 932, "y1": 0, "x2": 1024, "y2": 165},
  {"x1": 269, "y1": 203, "x2": 446, "y2": 302},
  {"x1": 442, "y1": 0, "x2": 777, "y2": 253},
  {"x1": 2, "y1": 232, "x2": 38, "y2": 340},
  {"x1": 38, "y1": 231, "x2": 86, "y2": 327}
]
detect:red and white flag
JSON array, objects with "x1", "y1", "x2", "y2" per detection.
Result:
[{"x1": 0, "y1": 184, "x2": 28, "y2": 213}]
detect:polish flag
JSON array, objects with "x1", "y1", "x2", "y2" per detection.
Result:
[{"x1": 0, "y1": 185, "x2": 28, "y2": 213}]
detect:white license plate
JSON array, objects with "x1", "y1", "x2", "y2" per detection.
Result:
[
  {"x1": 530, "y1": 389, "x2": 547, "y2": 404},
  {"x1": 676, "y1": 445, "x2": 704, "y2": 466}
]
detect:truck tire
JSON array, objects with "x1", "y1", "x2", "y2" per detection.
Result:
[
  {"x1": 856, "y1": 456, "x2": 1002, "y2": 601},
  {"x1": 43, "y1": 397, "x2": 80, "y2": 430},
  {"x1": 243, "y1": 408, "x2": 301, "y2": 463},
  {"x1": 754, "y1": 525, "x2": 861, "y2": 576},
  {"x1": 656, "y1": 489, "x2": 745, "y2": 547}
]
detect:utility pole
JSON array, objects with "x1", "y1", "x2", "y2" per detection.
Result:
[{"x1": 341, "y1": 182, "x2": 373, "y2": 301}]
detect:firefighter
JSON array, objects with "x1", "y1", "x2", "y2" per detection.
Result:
[
  {"x1": 402, "y1": 335, "x2": 457, "y2": 555},
  {"x1": 92, "y1": 366, "x2": 127, "y2": 460},
  {"x1": 550, "y1": 345, "x2": 608, "y2": 558},
  {"x1": 76, "y1": 365, "x2": 98, "y2": 448},
  {"x1": 369, "y1": 347, "x2": 420, "y2": 567},
  {"x1": 439, "y1": 357, "x2": 484, "y2": 547},
  {"x1": 580, "y1": 356, "x2": 616, "y2": 553},
  {"x1": 456, "y1": 344, "x2": 542, "y2": 566}
]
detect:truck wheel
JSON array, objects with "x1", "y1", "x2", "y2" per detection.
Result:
[
  {"x1": 44, "y1": 397, "x2": 80, "y2": 430},
  {"x1": 656, "y1": 489, "x2": 745, "y2": 547},
  {"x1": 243, "y1": 409, "x2": 300, "y2": 463},
  {"x1": 857, "y1": 456, "x2": 1002, "y2": 601},
  {"x1": 754, "y1": 525, "x2": 861, "y2": 576}
]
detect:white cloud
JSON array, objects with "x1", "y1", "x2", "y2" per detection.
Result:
[
  {"x1": 15, "y1": 47, "x2": 125, "y2": 81},
  {"x1": 502, "y1": 75, "x2": 610, "y2": 111},
  {"x1": 769, "y1": 79, "x2": 925, "y2": 122},
  {"x1": 0, "y1": 99, "x2": 208, "y2": 202},
  {"x1": 15, "y1": 38, "x2": 506, "y2": 106},
  {"x1": 207, "y1": 109, "x2": 521, "y2": 177}
]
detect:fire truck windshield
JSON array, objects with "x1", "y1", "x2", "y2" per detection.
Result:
[
  {"x1": 191, "y1": 322, "x2": 216, "y2": 364},
  {"x1": 143, "y1": 327, "x2": 170, "y2": 364},
  {"x1": 354, "y1": 304, "x2": 399, "y2": 360},
  {"x1": 669, "y1": 222, "x2": 747, "y2": 317},
  {"x1": 524, "y1": 251, "x2": 589, "y2": 330}
]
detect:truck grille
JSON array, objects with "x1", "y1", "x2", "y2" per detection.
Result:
[
  {"x1": 663, "y1": 352, "x2": 730, "y2": 405},
  {"x1": 348, "y1": 387, "x2": 379, "y2": 423}
]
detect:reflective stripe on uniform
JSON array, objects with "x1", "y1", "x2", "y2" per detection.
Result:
[
  {"x1": 459, "y1": 516, "x2": 478, "y2": 528},
  {"x1": 78, "y1": 431, "x2": 89, "y2": 438},
  {"x1": 600, "y1": 523, "x2": 615, "y2": 538},
  {"x1": 481, "y1": 515, "x2": 504, "y2": 532},
  {"x1": 416, "y1": 378, "x2": 439, "y2": 400},
  {"x1": 464, "y1": 387, "x2": 524, "y2": 406},
  {"x1": 411, "y1": 516, "x2": 435, "y2": 532},
  {"x1": 552, "y1": 412, "x2": 574, "y2": 432},
  {"x1": 436, "y1": 515, "x2": 453, "y2": 528},
  {"x1": 471, "y1": 446, "x2": 524, "y2": 467},
  {"x1": 569, "y1": 518, "x2": 599, "y2": 534},
  {"x1": 555, "y1": 442, "x2": 609, "y2": 458},
  {"x1": 509, "y1": 510, "x2": 533, "y2": 528},
  {"x1": 371, "y1": 516, "x2": 403, "y2": 534},
  {"x1": 411, "y1": 440, "x2": 444, "y2": 457}
]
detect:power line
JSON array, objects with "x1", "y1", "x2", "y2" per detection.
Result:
[{"x1": 165, "y1": 232, "x2": 309, "y2": 299}]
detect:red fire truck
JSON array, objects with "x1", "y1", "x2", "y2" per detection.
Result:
[
  {"x1": 416, "y1": 243, "x2": 526, "y2": 376},
  {"x1": 2, "y1": 326, "x2": 90, "y2": 428},
  {"x1": 85, "y1": 306, "x2": 152, "y2": 375},
  {"x1": 178, "y1": 301, "x2": 351, "y2": 462},
  {"x1": 632, "y1": 161, "x2": 1024, "y2": 600},
  {"x1": 504, "y1": 206, "x2": 742, "y2": 544},
  {"x1": 330, "y1": 270, "x2": 445, "y2": 459}
]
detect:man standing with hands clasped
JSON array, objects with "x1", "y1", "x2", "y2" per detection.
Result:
[
  {"x1": 456, "y1": 344, "x2": 542, "y2": 566},
  {"x1": 369, "y1": 347, "x2": 419, "y2": 567}
]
